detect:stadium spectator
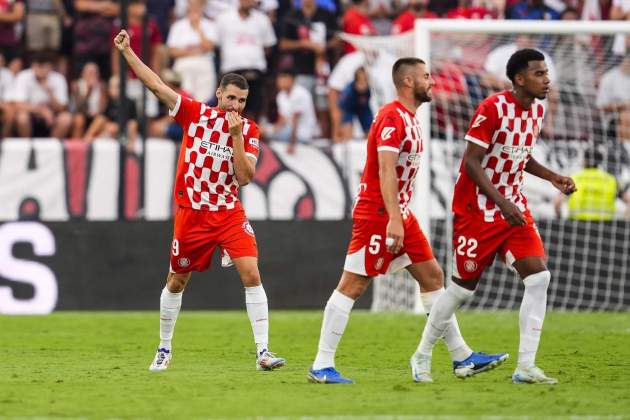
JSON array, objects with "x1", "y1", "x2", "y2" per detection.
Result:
[
  {"x1": 391, "y1": 0, "x2": 438, "y2": 35},
  {"x1": 307, "y1": 57, "x2": 505, "y2": 385},
  {"x1": 84, "y1": 75, "x2": 138, "y2": 151},
  {"x1": 292, "y1": 0, "x2": 338, "y2": 15},
  {"x1": 148, "y1": 69, "x2": 191, "y2": 141},
  {"x1": 416, "y1": 49, "x2": 576, "y2": 385},
  {"x1": 265, "y1": 69, "x2": 319, "y2": 154},
  {"x1": 554, "y1": 147, "x2": 630, "y2": 220},
  {"x1": 69, "y1": 62, "x2": 106, "y2": 139},
  {"x1": 167, "y1": 0, "x2": 217, "y2": 103},
  {"x1": 279, "y1": 0, "x2": 337, "y2": 136},
  {"x1": 596, "y1": 53, "x2": 630, "y2": 142},
  {"x1": 113, "y1": 28, "x2": 285, "y2": 373},
  {"x1": 111, "y1": 0, "x2": 162, "y2": 119},
  {"x1": 342, "y1": 0, "x2": 377, "y2": 54},
  {"x1": 10, "y1": 52, "x2": 72, "y2": 138},
  {"x1": 327, "y1": 51, "x2": 366, "y2": 142},
  {"x1": 146, "y1": 0, "x2": 175, "y2": 40},
  {"x1": 445, "y1": 0, "x2": 500, "y2": 19},
  {"x1": 215, "y1": 0, "x2": 277, "y2": 122},
  {"x1": 506, "y1": 0, "x2": 561, "y2": 19},
  {"x1": 431, "y1": 59, "x2": 471, "y2": 139},
  {"x1": 24, "y1": 0, "x2": 70, "y2": 53},
  {"x1": 610, "y1": 0, "x2": 630, "y2": 57},
  {"x1": 427, "y1": 0, "x2": 457, "y2": 16},
  {"x1": 368, "y1": 0, "x2": 399, "y2": 34},
  {"x1": 0, "y1": 52, "x2": 17, "y2": 137},
  {"x1": 72, "y1": 0, "x2": 119, "y2": 79},
  {"x1": 0, "y1": 0, "x2": 25, "y2": 63},
  {"x1": 338, "y1": 66, "x2": 372, "y2": 140}
]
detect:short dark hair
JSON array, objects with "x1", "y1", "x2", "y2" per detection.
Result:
[
  {"x1": 392, "y1": 57, "x2": 425, "y2": 88},
  {"x1": 584, "y1": 147, "x2": 603, "y2": 168},
  {"x1": 31, "y1": 51, "x2": 55, "y2": 65},
  {"x1": 219, "y1": 73, "x2": 249, "y2": 90},
  {"x1": 506, "y1": 48, "x2": 545, "y2": 83}
]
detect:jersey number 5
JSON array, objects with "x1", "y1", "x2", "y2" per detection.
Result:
[{"x1": 456, "y1": 236, "x2": 478, "y2": 258}]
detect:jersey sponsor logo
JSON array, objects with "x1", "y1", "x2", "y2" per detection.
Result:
[
  {"x1": 464, "y1": 260, "x2": 478, "y2": 273},
  {"x1": 471, "y1": 114, "x2": 486, "y2": 128},
  {"x1": 380, "y1": 127, "x2": 395, "y2": 140},
  {"x1": 178, "y1": 257, "x2": 191, "y2": 268},
  {"x1": 501, "y1": 145, "x2": 533, "y2": 160},
  {"x1": 242, "y1": 221, "x2": 255, "y2": 236},
  {"x1": 199, "y1": 141, "x2": 233, "y2": 160},
  {"x1": 249, "y1": 138, "x2": 259, "y2": 149}
]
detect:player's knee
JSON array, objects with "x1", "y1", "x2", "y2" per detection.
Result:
[
  {"x1": 166, "y1": 273, "x2": 190, "y2": 293},
  {"x1": 240, "y1": 269, "x2": 261, "y2": 287},
  {"x1": 523, "y1": 270, "x2": 550, "y2": 289}
]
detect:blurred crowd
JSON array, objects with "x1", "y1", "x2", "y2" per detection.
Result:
[{"x1": 0, "y1": 0, "x2": 629, "y2": 152}]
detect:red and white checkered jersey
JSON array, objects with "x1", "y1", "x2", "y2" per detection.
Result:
[
  {"x1": 453, "y1": 90, "x2": 545, "y2": 222},
  {"x1": 169, "y1": 95, "x2": 260, "y2": 211},
  {"x1": 353, "y1": 100, "x2": 424, "y2": 222}
]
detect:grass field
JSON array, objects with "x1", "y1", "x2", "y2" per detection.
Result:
[{"x1": 1, "y1": 311, "x2": 629, "y2": 418}]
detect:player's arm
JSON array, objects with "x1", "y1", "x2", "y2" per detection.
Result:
[
  {"x1": 463, "y1": 142, "x2": 526, "y2": 226},
  {"x1": 227, "y1": 111, "x2": 256, "y2": 186},
  {"x1": 378, "y1": 151, "x2": 404, "y2": 254},
  {"x1": 113, "y1": 30, "x2": 177, "y2": 111},
  {"x1": 525, "y1": 157, "x2": 576, "y2": 195}
]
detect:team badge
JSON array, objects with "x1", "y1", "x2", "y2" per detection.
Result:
[
  {"x1": 178, "y1": 257, "x2": 191, "y2": 268},
  {"x1": 242, "y1": 221, "x2": 255, "y2": 236},
  {"x1": 464, "y1": 260, "x2": 477, "y2": 273},
  {"x1": 374, "y1": 257, "x2": 384, "y2": 271}
]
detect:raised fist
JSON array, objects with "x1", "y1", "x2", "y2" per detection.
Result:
[{"x1": 114, "y1": 30, "x2": 130, "y2": 52}]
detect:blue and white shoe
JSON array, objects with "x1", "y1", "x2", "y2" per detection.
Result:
[
  {"x1": 149, "y1": 348, "x2": 172, "y2": 372},
  {"x1": 453, "y1": 351, "x2": 509, "y2": 378},
  {"x1": 256, "y1": 349, "x2": 285, "y2": 371},
  {"x1": 410, "y1": 352, "x2": 433, "y2": 383},
  {"x1": 307, "y1": 367, "x2": 354, "y2": 384}
]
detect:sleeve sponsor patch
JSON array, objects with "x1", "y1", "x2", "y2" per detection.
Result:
[
  {"x1": 380, "y1": 127, "x2": 395, "y2": 140},
  {"x1": 249, "y1": 138, "x2": 259, "y2": 149},
  {"x1": 471, "y1": 114, "x2": 486, "y2": 128}
]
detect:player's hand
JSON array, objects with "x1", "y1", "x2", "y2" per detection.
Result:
[
  {"x1": 226, "y1": 111, "x2": 243, "y2": 138},
  {"x1": 287, "y1": 142, "x2": 296, "y2": 155},
  {"x1": 386, "y1": 217, "x2": 404, "y2": 254},
  {"x1": 551, "y1": 174, "x2": 577, "y2": 195},
  {"x1": 499, "y1": 200, "x2": 526, "y2": 227},
  {"x1": 114, "y1": 30, "x2": 130, "y2": 52}
]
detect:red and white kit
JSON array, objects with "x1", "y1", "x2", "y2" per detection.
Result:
[
  {"x1": 452, "y1": 90, "x2": 546, "y2": 280},
  {"x1": 168, "y1": 95, "x2": 260, "y2": 273},
  {"x1": 345, "y1": 100, "x2": 434, "y2": 277}
]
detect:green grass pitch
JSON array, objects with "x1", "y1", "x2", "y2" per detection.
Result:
[{"x1": 1, "y1": 311, "x2": 629, "y2": 418}]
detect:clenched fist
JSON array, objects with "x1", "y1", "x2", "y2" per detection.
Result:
[{"x1": 114, "y1": 30, "x2": 130, "y2": 52}]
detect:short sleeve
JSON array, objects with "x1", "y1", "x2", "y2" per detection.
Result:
[
  {"x1": 465, "y1": 100, "x2": 499, "y2": 149},
  {"x1": 243, "y1": 122, "x2": 261, "y2": 162},
  {"x1": 261, "y1": 14, "x2": 277, "y2": 47},
  {"x1": 374, "y1": 111, "x2": 404, "y2": 153},
  {"x1": 169, "y1": 94, "x2": 202, "y2": 129}
]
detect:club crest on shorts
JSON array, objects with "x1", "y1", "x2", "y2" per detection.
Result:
[
  {"x1": 464, "y1": 259, "x2": 477, "y2": 273},
  {"x1": 374, "y1": 257, "x2": 384, "y2": 271},
  {"x1": 242, "y1": 221, "x2": 255, "y2": 236},
  {"x1": 178, "y1": 257, "x2": 191, "y2": 268}
]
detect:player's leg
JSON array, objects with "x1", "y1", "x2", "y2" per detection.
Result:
[
  {"x1": 308, "y1": 270, "x2": 370, "y2": 384},
  {"x1": 510, "y1": 254, "x2": 557, "y2": 384},
  {"x1": 407, "y1": 260, "x2": 474, "y2": 378},
  {"x1": 149, "y1": 271, "x2": 191, "y2": 372},
  {"x1": 231, "y1": 255, "x2": 285, "y2": 371}
]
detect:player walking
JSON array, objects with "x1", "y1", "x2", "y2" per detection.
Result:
[
  {"x1": 113, "y1": 30, "x2": 285, "y2": 372},
  {"x1": 307, "y1": 57, "x2": 507, "y2": 384},
  {"x1": 414, "y1": 49, "x2": 576, "y2": 384}
]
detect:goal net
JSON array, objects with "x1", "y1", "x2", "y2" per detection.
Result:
[{"x1": 343, "y1": 20, "x2": 630, "y2": 312}]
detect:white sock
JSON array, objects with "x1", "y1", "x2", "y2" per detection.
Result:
[
  {"x1": 421, "y1": 288, "x2": 473, "y2": 362},
  {"x1": 417, "y1": 282, "x2": 474, "y2": 356},
  {"x1": 159, "y1": 286, "x2": 183, "y2": 351},
  {"x1": 518, "y1": 271, "x2": 550, "y2": 369},
  {"x1": 245, "y1": 285, "x2": 269, "y2": 355},
  {"x1": 312, "y1": 290, "x2": 355, "y2": 370}
]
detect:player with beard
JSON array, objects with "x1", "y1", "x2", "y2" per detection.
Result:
[
  {"x1": 113, "y1": 29, "x2": 285, "y2": 372},
  {"x1": 307, "y1": 58, "x2": 507, "y2": 384},
  {"x1": 414, "y1": 49, "x2": 576, "y2": 384}
]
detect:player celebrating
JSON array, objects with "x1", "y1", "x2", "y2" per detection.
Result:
[
  {"x1": 414, "y1": 49, "x2": 576, "y2": 384},
  {"x1": 113, "y1": 30, "x2": 285, "y2": 372},
  {"x1": 307, "y1": 57, "x2": 507, "y2": 384}
]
